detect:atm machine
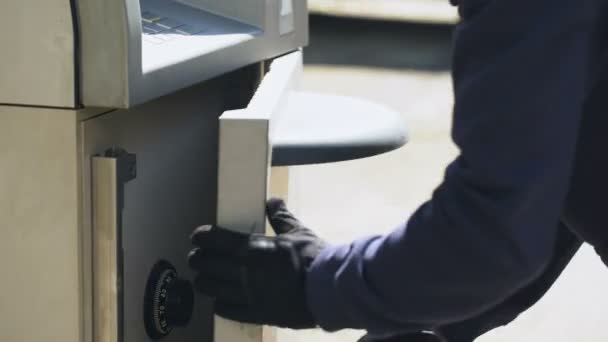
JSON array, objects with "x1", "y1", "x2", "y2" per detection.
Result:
[{"x1": 0, "y1": 1, "x2": 407, "y2": 342}]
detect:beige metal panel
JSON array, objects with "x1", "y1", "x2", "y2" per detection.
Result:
[
  {"x1": 215, "y1": 51, "x2": 301, "y2": 342},
  {"x1": 78, "y1": 108, "x2": 116, "y2": 342},
  {"x1": 78, "y1": 0, "x2": 136, "y2": 108},
  {"x1": 0, "y1": 0, "x2": 76, "y2": 107},
  {"x1": 0, "y1": 106, "x2": 81, "y2": 342},
  {"x1": 91, "y1": 157, "x2": 120, "y2": 342}
]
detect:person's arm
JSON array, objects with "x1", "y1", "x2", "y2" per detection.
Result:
[
  {"x1": 307, "y1": 0, "x2": 598, "y2": 334},
  {"x1": 439, "y1": 223, "x2": 581, "y2": 341}
]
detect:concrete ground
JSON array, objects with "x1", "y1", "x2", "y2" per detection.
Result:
[{"x1": 276, "y1": 16, "x2": 608, "y2": 342}]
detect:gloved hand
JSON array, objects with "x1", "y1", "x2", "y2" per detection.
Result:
[
  {"x1": 188, "y1": 198, "x2": 327, "y2": 329},
  {"x1": 359, "y1": 331, "x2": 448, "y2": 342}
]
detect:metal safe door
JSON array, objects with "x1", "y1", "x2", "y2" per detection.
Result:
[
  {"x1": 87, "y1": 51, "x2": 302, "y2": 342},
  {"x1": 87, "y1": 80, "x2": 223, "y2": 342},
  {"x1": 214, "y1": 51, "x2": 303, "y2": 342},
  {"x1": 217, "y1": 51, "x2": 302, "y2": 233}
]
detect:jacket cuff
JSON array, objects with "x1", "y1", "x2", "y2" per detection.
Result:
[{"x1": 305, "y1": 244, "x2": 357, "y2": 331}]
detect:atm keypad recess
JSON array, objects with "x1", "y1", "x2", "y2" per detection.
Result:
[{"x1": 142, "y1": 10, "x2": 206, "y2": 44}]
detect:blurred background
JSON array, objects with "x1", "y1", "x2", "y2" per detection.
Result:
[{"x1": 277, "y1": 2, "x2": 608, "y2": 342}]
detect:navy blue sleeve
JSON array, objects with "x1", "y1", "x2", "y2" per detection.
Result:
[
  {"x1": 306, "y1": 0, "x2": 598, "y2": 334},
  {"x1": 438, "y1": 223, "x2": 582, "y2": 341}
]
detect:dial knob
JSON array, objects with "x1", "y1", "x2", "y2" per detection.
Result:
[
  {"x1": 144, "y1": 260, "x2": 194, "y2": 340},
  {"x1": 165, "y1": 277, "x2": 194, "y2": 327}
]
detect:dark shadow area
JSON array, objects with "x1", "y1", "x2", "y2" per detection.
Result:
[{"x1": 304, "y1": 15, "x2": 455, "y2": 71}]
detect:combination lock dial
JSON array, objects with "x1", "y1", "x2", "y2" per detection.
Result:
[{"x1": 144, "y1": 260, "x2": 194, "y2": 340}]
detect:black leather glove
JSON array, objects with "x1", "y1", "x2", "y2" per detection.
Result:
[
  {"x1": 188, "y1": 198, "x2": 327, "y2": 329},
  {"x1": 359, "y1": 331, "x2": 448, "y2": 342}
]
